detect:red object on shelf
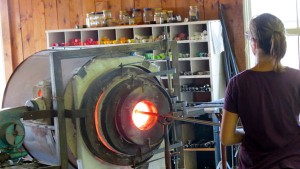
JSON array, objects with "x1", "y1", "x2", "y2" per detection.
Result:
[
  {"x1": 84, "y1": 38, "x2": 99, "y2": 45},
  {"x1": 52, "y1": 42, "x2": 66, "y2": 47},
  {"x1": 67, "y1": 38, "x2": 82, "y2": 46}
]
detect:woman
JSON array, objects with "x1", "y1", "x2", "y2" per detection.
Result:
[{"x1": 220, "y1": 13, "x2": 300, "y2": 169}]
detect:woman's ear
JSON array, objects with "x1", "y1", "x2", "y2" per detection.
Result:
[{"x1": 250, "y1": 38, "x2": 258, "y2": 55}]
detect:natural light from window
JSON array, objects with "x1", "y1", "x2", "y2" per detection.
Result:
[
  {"x1": 246, "y1": 0, "x2": 300, "y2": 69},
  {"x1": 0, "y1": 17, "x2": 5, "y2": 108}
]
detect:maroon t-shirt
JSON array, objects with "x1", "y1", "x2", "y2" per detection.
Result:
[{"x1": 224, "y1": 67, "x2": 300, "y2": 169}]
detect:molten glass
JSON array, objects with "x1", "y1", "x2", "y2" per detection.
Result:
[
  {"x1": 37, "y1": 89, "x2": 43, "y2": 97},
  {"x1": 132, "y1": 100, "x2": 158, "y2": 130}
]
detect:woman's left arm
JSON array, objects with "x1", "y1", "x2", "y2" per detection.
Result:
[{"x1": 220, "y1": 109, "x2": 245, "y2": 145}]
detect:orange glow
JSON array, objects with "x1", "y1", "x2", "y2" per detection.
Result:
[
  {"x1": 94, "y1": 93, "x2": 117, "y2": 153},
  {"x1": 37, "y1": 89, "x2": 43, "y2": 97},
  {"x1": 132, "y1": 100, "x2": 158, "y2": 130}
]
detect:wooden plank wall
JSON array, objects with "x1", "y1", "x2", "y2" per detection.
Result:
[{"x1": 1, "y1": 0, "x2": 245, "y2": 80}]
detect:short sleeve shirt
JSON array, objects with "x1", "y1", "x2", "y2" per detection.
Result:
[{"x1": 224, "y1": 67, "x2": 300, "y2": 169}]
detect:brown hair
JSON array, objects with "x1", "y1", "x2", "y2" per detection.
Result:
[{"x1": 250, "y1": 13, "x2": 287, "y2": 71}]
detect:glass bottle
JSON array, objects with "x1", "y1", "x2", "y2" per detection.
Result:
[
  {"x1": 189, "y1": 6, "x2": 200, "y2": 21},
  {"x1": 132, "y1": 8, "x2": 143, "y2": 24},
  {"x1": 86, "y1": 13, "x2": 90, "y2": 27},
  {"x1": 143, "y1": 8, "x2": 153, "y2": 24}
]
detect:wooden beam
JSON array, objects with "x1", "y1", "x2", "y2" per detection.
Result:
[
  {"x1": 57, "y1": 0, "x2": 71, "y2": 29},
  {"x1": 148, "y1": 0, "x2": 162, "y2": 9},
  {"x1": 204, "y1": 0, "x2": 219, "y2": 20},
  {"x1": 19, "y1": 0, "x2": 36, "y2": 59},
  {"x1": 162, "y1": 0, "x2": 175, "y2": 11},
  {"x1": 8, "y1": 0, "x2": 24, "y2": 68},
  {"x1": 219, "y1": 0, "x2": 245, "y2": 70},
  {"x1": 0, "y1": 0, "x2": 14, "y2": 80},
  {"x1": 82, "y1": 0, "x2": 96, "y2": 24},
  {"x1": 175, "y1": 0, "x2": 190, "y2": 19},
  {"x1": 33, "y1": 0, "x2": 46, "y2": 52},
  {"x1": 70, "y1": 0, "x2": 84, "y2": 27},
  {"x1": 134, "y1": 0, "x2": 147, "y2": 10},
  {"x1": 44, "y1": 0, "x2": 59, "y2": 30},
  {"x1": 95, "y1": 0, "x2": 108, "y2": 12},
  {"x1": 121, "y1": 0, "x2": 134, "y2": 12}
]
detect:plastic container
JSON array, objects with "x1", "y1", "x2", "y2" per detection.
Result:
[
  {"x1": 189, "y1": 6, "x2": 200, "y2": 21},
  {"x1": 143, "y1": 8, "x2": 153, "y2": 24},
  {"x1": 132, "y1": 8, "x2": 143, "y2": 24}
]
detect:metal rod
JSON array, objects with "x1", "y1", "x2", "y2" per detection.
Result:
[
  {"x1": 170, "y1": 41, "x2": 180, "y2": 99},
  {"x1": 136, "y1": 110, "x2": 220, "y2": 126},
  {"x1": 221, "y1": 145, "x2": 227, "y2": 169},
  {"x1": 171, "y1": 116, "x2": 220, "y2": 126},
  {"x1": 219, "y1": 4, "x2": 239, "y2": 82}
]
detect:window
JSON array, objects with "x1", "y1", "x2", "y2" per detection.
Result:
[
  {"x1": 0, "y1": 17, "x2": 5, "y2": 108},
  {"x1": 244, "y1": 0, "x2": 300, "y2": 69}
]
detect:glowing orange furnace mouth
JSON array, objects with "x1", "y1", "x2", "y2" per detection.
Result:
[{"x1": 132, "y1": 100, "x2": 158, "y2": 130}]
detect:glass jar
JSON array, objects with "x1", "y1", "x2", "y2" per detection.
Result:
[
  {"x1": 119, "y1": 10, "x2": 129, "y2": 25},
  {"x1": 162, "y1": 10, "x2": 168, "y2": 23},
  {"x1": 86, "y1": 12, "x2": 95, "y2": 27},
  {"x1": 143, "y1": 8, "x2": 153, "y2": 24},
  {"x1": 94, "y1": 12, "x2": 104, "y2": 27},
  {"x1": 189, "y1": 6, "x2": 200, "y2": 21},
  {"x1": 132, "y1": 8, "x2": 143, "y2": 24},
  {"x1": 103, "y1": 10, "x2": 112, "y2": 20},
  {"x1": 128, "y1": 17, "x2": 135, "y2": 25},
  {"x1": 154, "y1": 8, "x2": 162, "y2": 24},
  {"x1": 167, "y1": 11, "x2": 175, "y2": 23},
  {"x1": 86, "y1": 13, "x2": 91, "y2": 27}
]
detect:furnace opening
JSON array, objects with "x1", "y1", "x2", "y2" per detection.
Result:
[{"x1": 132, "y1": 100, "x2": 158, "y2": 130}]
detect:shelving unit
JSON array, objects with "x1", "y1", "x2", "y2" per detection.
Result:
[{"x1": 46, "y1": 20, "x2": 225, "y2": 169}]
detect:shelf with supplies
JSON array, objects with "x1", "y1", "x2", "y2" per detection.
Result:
[{"x1": 46, "y1": 20, "x2": 225, "y2": 169}]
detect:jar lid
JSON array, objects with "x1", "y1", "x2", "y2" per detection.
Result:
[
  {"x1": 120, "y1": 10, "x2": 128, "y2": 14},
  {"x1": 95, "y1": 12, "x2": 103, "y2": 14},
  {"x1": 144, "y1": 8, "x2": 152, "y2": 11},
  {"x1": 132, "y1": 8, "x2": 141, "y2": 12}
]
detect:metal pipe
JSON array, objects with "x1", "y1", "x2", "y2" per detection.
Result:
[{"x1": 164, "y1": 124, "x2": 172, "y2": 169}]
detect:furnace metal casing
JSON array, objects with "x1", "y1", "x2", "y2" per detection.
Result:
[{"x1": 2, "y1": 45, "x2": 172, "y2": 169}]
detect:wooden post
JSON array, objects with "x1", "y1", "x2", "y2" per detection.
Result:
[{"x1": 0, "y1": 0, "x2": 13, "y2": 81}]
